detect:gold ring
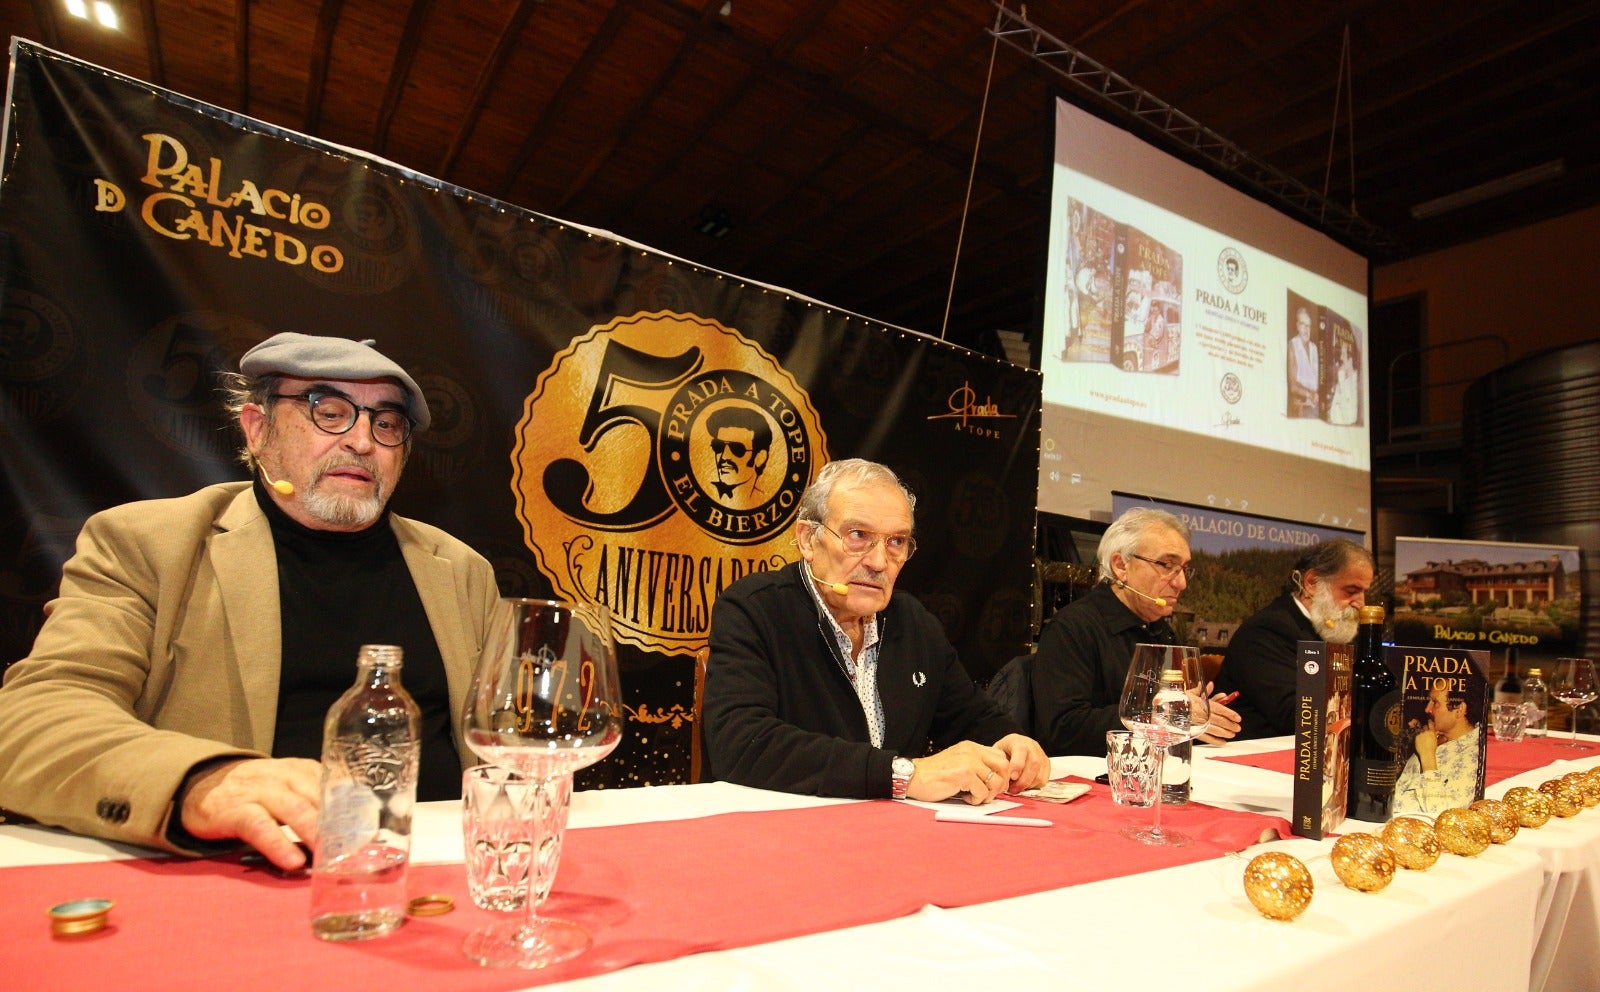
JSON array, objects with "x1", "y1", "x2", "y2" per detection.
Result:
[
  {"x1": 48, "y1": 898, "x2": 113, "y2": 936},
  {"x1": 406, "y1": 894, "x2": 455, "y2": 917}
]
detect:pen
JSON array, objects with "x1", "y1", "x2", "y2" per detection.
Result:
[
  {"x1": 934, "y1": 810, "x2": 1053, "y2": 828},
  {"x1": 1214, "y1": 690, "x2": 1240, "y2": 705}
]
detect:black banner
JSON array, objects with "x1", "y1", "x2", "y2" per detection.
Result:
[{"x1": 0, "y1": 43, "x2": 1041, "y2": 785}]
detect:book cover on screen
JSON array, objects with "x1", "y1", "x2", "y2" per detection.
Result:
[
  {"x1": 1292, "y1": 640, "x2": 1353, "y2": 839},
  {"x1": 1061, "y1": 199, "x2": 1182, "y2": 374},
  {"x1": 1285, "y1": 290, "x2": 1363, "y2": 425},
  {"x1": 1391, "y1": 645, "x2": 1489, "y2": 816}
]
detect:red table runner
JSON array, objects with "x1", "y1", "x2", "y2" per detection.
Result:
[
  {"x1": 1211, "y1": 736, "x2": 1594, "y2": 784},
  {"x1": 5, "y1": 788, "x2": 1287, "y2": 991}
]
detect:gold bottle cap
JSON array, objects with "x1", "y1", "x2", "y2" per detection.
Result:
[
  {"x1": 48, "y1": 898, "x2": 113, "y2": 936},
  {"x1": 406, "y1": 894, "x2": 454, "y2": 917},
  {"x1": 1359, "y1": 605, "x2": 1385, "y2": 623}
]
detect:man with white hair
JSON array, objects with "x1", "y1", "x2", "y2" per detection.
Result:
[
  {"x1": 1214, "y1": 538, "x2": 1375, "y2": 738},
  {"x1": 703, "y1": 458, "x2": 1050, "y2": 803},
  {"x1": 1032, "y1": 507, "x2": 1241, "y2": 756}
]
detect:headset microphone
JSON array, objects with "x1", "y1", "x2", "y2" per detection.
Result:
[
  {"x1": 826, "y1": 579, "x2": 850, "y2": 595},
  {"x1": 260, "y1": 467, "x2": 295, "y2": 496},
  {"x1": 1116, "y1": 578, "x2": 1168, "y2": 608}
]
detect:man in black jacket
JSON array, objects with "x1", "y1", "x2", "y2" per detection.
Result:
[
  {"x1": 703, "y1": 459, "x2": 1049, "y2": 803},
  {"x1": 1214, "y1": 538, "x2": 1374, "y2": 738},
  {"x1": 1030, "y1": 507, "x2": 1242, "y2": 756}
]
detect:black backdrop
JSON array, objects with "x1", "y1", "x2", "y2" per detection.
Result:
[{"x1": 0, "y1": 43, "x2": 1041, "y2": 786}]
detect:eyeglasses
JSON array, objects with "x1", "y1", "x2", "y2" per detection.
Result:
[
  {"x1": 818, "y1": 522, "x2": 917, "y2": 562},
  {"x1": 1128, "y1": 553, "x2": 1193, "y2": 579},
  {"x1": 269, "y1": 390, "x2": 414, "y2": 447},
  {"x1": 710, "y1": 438, "x2": 750, "y2": 458}
]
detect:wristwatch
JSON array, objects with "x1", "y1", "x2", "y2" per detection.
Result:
[{"x1": 891, "y1": 756, "x2": 915, "y2": 800}]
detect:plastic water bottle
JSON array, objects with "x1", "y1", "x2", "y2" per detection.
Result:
[
  {"x1": 309, "y1": 644, "x2": 421, "y2": 941},
  {"x1": 1153, "y1": 670, "x2": 1191, "y2": 805},
  {"x1": 1523, "y1": 667, "x2": 1548, "y2": 737}
]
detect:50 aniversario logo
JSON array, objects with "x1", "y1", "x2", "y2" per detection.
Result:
[{"x1": 511, "y1": 311, "x2": 829, "y2": 655}]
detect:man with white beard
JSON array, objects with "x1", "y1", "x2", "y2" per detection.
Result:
[
  {"x1": 0, "y1": 333, "x2": 498, "y2": 870},
  {"x1": 1214, "y1": 539, "x2": 1374, "y2": 739}
]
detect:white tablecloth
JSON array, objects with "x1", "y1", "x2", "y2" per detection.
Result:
[{"x1": 3, "y1": 738, "x2": 1596, "y2": 991}]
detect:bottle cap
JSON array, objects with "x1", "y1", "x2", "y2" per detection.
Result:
[
  {"x1": 1527, "y1": 668, "x2": 1542, "y2": 677},
  {"x1": 48, "y1": 897, "x2": 113, "y2": 936},
  {"x1": 1358, "y1": 605, "x2": 1385, "y2": 624},
  {"x1": 406, "y1": 894, "x2": 454, "y2": 917},
  {"x1": 1159, "y1": 669, "x2": 1184, "y2": 682}
]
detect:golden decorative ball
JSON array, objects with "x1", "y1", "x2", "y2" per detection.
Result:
[
  {"x1": 1242, "y1": 851, "x2": 1314, "y2": 921},
  {"x1": 1470, "y1": 799, "x2": 1520, "y2": 843},
  {"x1": 1539, "y1": 779, "x2": 1581, "y2": 817},
  {"x1": 1503, "y1": 786, "x2": 1553, "y2": 828},
  {"x1": 1381, "y1": 816, "x2": 1441, "y2": 870},
  {"x1": 1561, "y1": 772, "x2": 1600, "y2": 808},
  {"x1": 1330, "y1": 833, "x2": 1396, "y2": 892},
  {"x1": 1435, "y1": 807, "x2": 1493, "y2": 857}
]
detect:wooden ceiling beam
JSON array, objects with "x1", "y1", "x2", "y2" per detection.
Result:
[
  {"x1": 436, "y1": 0, "x2": 541, "y2": 178},
  {"x1": 302, "y1": 0, "x2": 346, "y2": 134},
  {"x1": 496, "y1": 0, "x2": 635, "y2": 199},
  {"x1": 372, "y1": 0, "x2": 435, "y2": 156},
  {"x1": 233, "y1": 0, "x2": 249, "y2": 112},
  {"x1": 137, "y1": 0, "x2": 162, "y2": 85}
]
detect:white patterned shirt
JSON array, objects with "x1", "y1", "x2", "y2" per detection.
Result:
[
  {"x1": 801, "y1": 561, "x2": 886, "y2": 748},
  {"x1": 1394, "y1": 723, "x2": 1483, "y2": 815}
]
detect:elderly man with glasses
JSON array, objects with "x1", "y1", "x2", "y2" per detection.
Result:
[
  {"x1": 1031, "y1": 507, "x2": 1241, "y2": 756},
  {"x1": 702, "y1": 458, "x2": 1049, "y2": 803},
  {"x1": 0, "y1": 332, "x2": 498, "y2": 870}
]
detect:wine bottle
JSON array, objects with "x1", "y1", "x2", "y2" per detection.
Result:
[
  {"x1": 1348, "y1": 606, "x2": 1400, "y2": 822},
  {"x1": 1494, "y1": 647, "x2": 1523, "y2": 706}
]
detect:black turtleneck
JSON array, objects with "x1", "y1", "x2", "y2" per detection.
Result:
[{"x1": 254, "y1": 481, "x2": 459, "y2": 801}]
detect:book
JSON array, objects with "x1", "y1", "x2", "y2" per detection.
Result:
[
  {"x1": 1390, "y1": 645, "x2": 1490, "y2": 816},
  {"x1": 1285, "y1": 290, "x2": 1363, "y2": 425},
  {"x1": 1061, "y1": 199, "x2": 1182, "y2": 374},
  {"x1": 1291, "y1": 640, "x2": 1354, "y2": 840}
]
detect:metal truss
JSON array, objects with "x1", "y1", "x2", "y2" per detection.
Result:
[{"x1": 989, "y1": 4, "x2": 1391, "y2": 251}]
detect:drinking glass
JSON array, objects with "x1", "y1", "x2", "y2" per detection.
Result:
[
  {"x1": 1117, "y1": 643, "x2": 1211, "y2": 847},
  {"x1": 460, "y1": 598, "x2": 623, "y2": 969},
  {"x1": 1550, "y1": 658, "x2": 1597, "y2": 751}
]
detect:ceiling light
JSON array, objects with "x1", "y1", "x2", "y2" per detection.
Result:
[
  {"x1": 65, "y1": 0, "x2": 88, "y2": 18},
  {"x1": 93, "y1": 2, "x2": 119, "y2": 29},
  {"x1": 1409, "y1": 160, "x2": 1565, "y2": 220}
]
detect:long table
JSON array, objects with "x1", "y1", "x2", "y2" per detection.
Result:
[{"x1": 3, "y1": 737, "x2": 1596, "y2": 991}]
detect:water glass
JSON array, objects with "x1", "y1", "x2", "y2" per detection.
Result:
[
  {"x1": 1106, "y1": 730, "x2": 1159, "y2": 807},
  {"x1": 462, "y1": 765, "x2": 573, "y2": 912},
  {"x1": 1491, "y1": 702, "x2": 1527, "y2": 743}
]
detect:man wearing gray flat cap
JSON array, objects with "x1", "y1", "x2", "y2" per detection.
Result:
[{"x1": 0, "y1": 332, "x2": 498, "y2": 870}]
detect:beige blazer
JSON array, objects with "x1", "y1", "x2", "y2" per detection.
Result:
[{"x1": 0, "y1": 482, "x2": 500, "y2": 852}]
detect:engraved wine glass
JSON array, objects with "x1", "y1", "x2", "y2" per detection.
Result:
[
  {"x1": 460, "y1": 598, "x2": 623, "y2": 969},
  {"x1": 1117, "y1": 643, "x2": 1211, "y2": 847}
]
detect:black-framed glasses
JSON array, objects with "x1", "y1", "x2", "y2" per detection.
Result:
[
  {"x1": 818, "y1": 522, "x2": 917, "y2": 562},
  {"x1": 269, "y1": 390, "x2": 413, "y2": 447},
  {"x1": 710, "y1": 438, "x2": 750, "y2": 458},
  {"x1": 1128, "y1": 553, "x2": 1193, "y2": 579}
]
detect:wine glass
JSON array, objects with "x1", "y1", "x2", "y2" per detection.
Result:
[
  {"x1": 1550, "y1": 658, "x2": 1597, "y2": 751},
  {"x1": 1117, "y1": 643, "x2": 1211, "y2": 847},
  {"x1": 460, "y1": 598, "x2": 624, "y2": 969}
]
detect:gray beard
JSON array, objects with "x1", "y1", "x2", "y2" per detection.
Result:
[
  {"x1": 1308, "y1": 585, "x2": 1359, "y2": 644},
  {"x1": 302, "y1": 484, "x2": 386, "y2": 528}
]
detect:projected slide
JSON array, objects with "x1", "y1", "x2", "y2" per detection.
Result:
[{"x1": 1041, "y1": 99, "x2": 1371, "y2": 535}]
